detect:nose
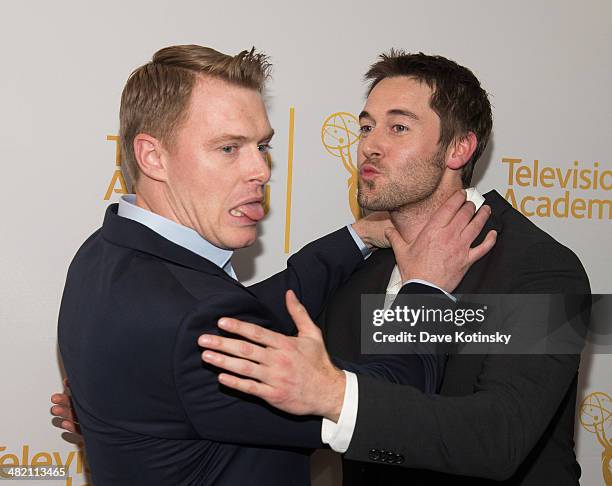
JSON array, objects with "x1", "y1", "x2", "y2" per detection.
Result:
[
  {"x1": 358, "y1": 128, "x2": 383, "y2": 162},
  {"x1": 246, "y1": 146, "x2": 271, "y2": 186}
]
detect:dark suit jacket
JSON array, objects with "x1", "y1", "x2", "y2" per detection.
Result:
[
  {"x1": 322, "y1": 190, "x2": 591, "y2": 485},
  {"x1": 58, "y1": 205, "x2": 435, "y2": 486}
]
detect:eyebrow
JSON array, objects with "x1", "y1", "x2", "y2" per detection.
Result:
[
  {"x1": 260, "y1": 129, "x2": 275, "y2": 142},
  {"x1": 358, "y1": 109, "x2": 419, "y2": 121},
  {"x1": 388, "y1": 109, "x2": 419, "y2": 121},
  {"x1": 208, "y1": 129, "x2": 275, "y2": 146}
]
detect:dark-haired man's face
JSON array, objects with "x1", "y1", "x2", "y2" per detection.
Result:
[{"x1": 357, "y1": 76, "x2": 446, "y2": 211}]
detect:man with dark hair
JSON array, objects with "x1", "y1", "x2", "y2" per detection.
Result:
[
  {"x1": 362, "y1": 50, "x2": 492, "y2": 187},
  {"x1": 198, "y1": 50, "x2": 590, "y2": 485},
  {"x1": 52, "y1": 45, "x2": 493, "y2": 486}
]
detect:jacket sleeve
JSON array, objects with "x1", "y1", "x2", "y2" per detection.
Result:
[
  {"x1": 344, "y1": 242, "x2": 591, "y2": 480},
  {"x1": 247, "y1": 227, "x2": 364, "y2": 327},
  {"x1": 173, "y1": 292, "x2": 324, "y2": 448},
  {"x1": 331, "y1": 282, "x2": 449, "y2": 394},
  {"x1": 173, "y1": 283, "x2": 440, "y2": 448}
]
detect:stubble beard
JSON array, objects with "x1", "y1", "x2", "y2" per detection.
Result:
[{"x1": 357, "y1": 151, "x2": 446, "y2": 212}]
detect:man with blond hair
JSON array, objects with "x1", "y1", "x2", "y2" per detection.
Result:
[{"x1": 56, "y1": 44, "x2": 492, "y2": 485}]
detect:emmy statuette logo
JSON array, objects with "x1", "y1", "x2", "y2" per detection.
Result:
[
  {"x1": 580, "y1": 391, "x2": 612, "y2": 484},
  {"x1": 321, "y1": 112, "x2": 362, "y2": 220}
]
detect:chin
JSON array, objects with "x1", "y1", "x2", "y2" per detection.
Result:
[
  {"x1": 358, "y1": 192, "x2": 387, "y2": 212},
  {"x1": 222, "y1": 227, "x2": 258, "y2": 250}
]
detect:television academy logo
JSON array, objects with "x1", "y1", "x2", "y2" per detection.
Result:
[{"x1": 502, "y1": 158, "x2": 611, "y2": 220}]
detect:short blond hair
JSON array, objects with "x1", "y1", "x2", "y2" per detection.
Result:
[{"x1": 119, "y1": 45, "x2": 271, "y2": 184}]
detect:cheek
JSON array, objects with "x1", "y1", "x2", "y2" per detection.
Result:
[{"x1": 396, "y1": 142, "x2": 421, "y2": 160}]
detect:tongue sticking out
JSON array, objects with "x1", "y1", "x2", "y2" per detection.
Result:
[{"x1": 233, "y1": 202, "x2": 265, "y2": 222}]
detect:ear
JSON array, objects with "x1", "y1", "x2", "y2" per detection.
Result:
[
  {"x1": 445, "y1": 131, "x2": 477, "y2": 170},
  {"x1": 133, "y1": 133, "x2": 168, "y2": 182}
]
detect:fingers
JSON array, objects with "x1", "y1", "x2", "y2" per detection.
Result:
[
  {"x1": 50, "y1": 398, "x2": 78, "y2": 433},
  {"x1": 213, "y1": 318, "x2": 282, "y2": 348},
  {"x1": 285, "y1": 290, "x2": 320, "y2": 339},
  {"x1": 51, "y1": 384, "x2": 81, "y2": 434},
  {"x1": 62, "y1": 421, "x2": 78, "y2": 433},
  {"x1": 51, "y1": 393, "x2": 71, "y2": 407},
  {"x1": 217, "y1": 373, "x2": 276, "y2": 401},
  {"x1": 467, "y1": 229, "x2": 497, "y2": 264},
  {"x1": 460, "y1": 204, "x2": 491, "y2": 244},
  {"x1": 385, "y1": 227, "x2": 408, "y2": 252},
  {"x1": 199, "y1": 334, "x2": 267, "y2": 364},
  {"x1": 450, "y1": 201, "x2": 477, "y2": 231},
  {"x1": 50, "y1": 394, "x2": 76, "y2": 421},
  {"x1": 202, "y1": 351, "x2": 266, "y2": 381},
  {"x1": 51, "y1": 417, "x2": 78, "y2": 434},
  {"x1": 50, "y1": 392, "x2": 76, "y2": 424},
  {"x1": 51, "y1": 391, "x2": 79, "y2": 434},
  {"x1": 386, "y1": 228, "x2": 411, "y2": 281},
  {"x1": 50, "y1": 403, "x2": 75, "y2": 421},
  {"x1": 429, "y1": 189, "x2": 467, "y2": 227}
]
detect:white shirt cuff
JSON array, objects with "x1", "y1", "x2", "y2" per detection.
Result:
[
  {"x1": 346, "y1": 224, "x2": 373, "y2": 259},
  {"x1": 402, "y1": 278, "x2": 457, "y2": 303},
  {"x1": 321, "y1": 370, "x2": 359, "y2": 453}
]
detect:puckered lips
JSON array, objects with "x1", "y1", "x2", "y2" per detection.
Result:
[
  {"x1": 359, "y1": 163, "x2": 382, "y2": 181},
  {"x1": 229, "y1": 197, "x2": 265, "y2": 224}
]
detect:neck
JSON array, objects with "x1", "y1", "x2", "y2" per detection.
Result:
[
  {"x1": 390, "y1": 173, "x2": 464, "y2": 242},
  {"x1": 133, "y1": 180, "x2": 183, "y2": 226}
]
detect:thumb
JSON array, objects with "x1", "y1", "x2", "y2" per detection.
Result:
[
  {"x1": 285, "y1": 290, "x2": 322, "y2": 339},
  {"x1": 385, "y1": 227, "x2": 408, "y2": 252}
]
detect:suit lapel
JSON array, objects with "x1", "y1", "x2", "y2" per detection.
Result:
[
  {"x1": 469, "y1": 190, "x2": 504, "y2": 244},
  {"x1": 101, "y1": 204, "x2": 249, "y2": 293},
  {"x1": 454, "y1": 190, "x2": 506, "y2": 294},
  {"x1": 362, "y1": 249, "x2": 397, "y2": 293}
]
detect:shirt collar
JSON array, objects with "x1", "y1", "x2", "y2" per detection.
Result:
[
  {"x1": 117, "y1": 195, "x2": 233, "y2": 272},
  {"x1": 465, "y1": 187, "x2": 485, "y2": 211}
]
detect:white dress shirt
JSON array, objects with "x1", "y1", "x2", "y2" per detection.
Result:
[{"x1": 322, "y1": 188, "x2": 486, "y2": 452}]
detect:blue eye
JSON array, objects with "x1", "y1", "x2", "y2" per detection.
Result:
[{"x1": 258, "y1": 143, "x2": 272, "y2": 153}]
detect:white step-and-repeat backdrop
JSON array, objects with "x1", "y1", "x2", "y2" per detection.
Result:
[{"x1": 1, "y1": 1, "x2": 610, "y2": 484}]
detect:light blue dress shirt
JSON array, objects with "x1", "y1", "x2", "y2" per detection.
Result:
[
  {"x1": 116, "y1": 195, "x2": 370, "y2": 280},
  {"x1": 117, "y1": 195, "x2": 237, "y2": 279}
]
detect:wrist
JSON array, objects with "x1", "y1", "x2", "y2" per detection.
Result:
[
  {"x1": 398, "y1": 267, "x2": 444, "y2": 292},
  {"x1": 351, "y1": 221, "x2": 375, "y2": 249},
  {"x1": 321, "y1": 367, "x2": 346, "y2": 422}
]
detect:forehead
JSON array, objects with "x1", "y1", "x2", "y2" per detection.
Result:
[
  {"x1": 184, "y1": 76, "x2": 271, "y2": 135},
  {"x1": 364, "y1": 76, "x2": 435, "y2": 117}
]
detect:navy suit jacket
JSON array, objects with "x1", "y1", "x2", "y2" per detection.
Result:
[{"x1": 58, "y1": 205, "x2": 436, "y2": 485}]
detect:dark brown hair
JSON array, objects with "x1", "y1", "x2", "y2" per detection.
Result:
[
  {"x1": 365, "y1": 50, "x2": 492, "y2": 186},
  {"x1": 119, "y1": 45, "x2": 271, "y2": 184}
]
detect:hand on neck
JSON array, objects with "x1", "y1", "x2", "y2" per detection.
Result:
[{"x1": 390, "y1": 170, "x2": 464, "y2": 243}]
